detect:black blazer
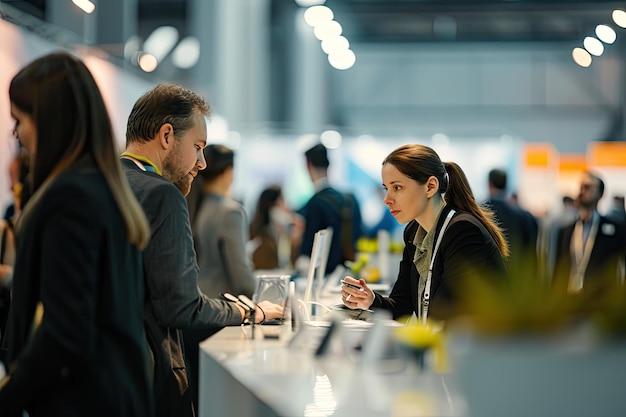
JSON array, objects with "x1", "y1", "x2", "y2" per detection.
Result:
[
  {"x1": 484, "y1": 197, "x2": 539, "y2": 278},
  {"x1": 371, "y1": 205, "x2": 508, "y2": 320},
  {"x1": 0, "y1": 168, "x2": 153, "y2": 417},
  {"x1": 553, "y1": 215, "x2": 626, "y2": 294}
]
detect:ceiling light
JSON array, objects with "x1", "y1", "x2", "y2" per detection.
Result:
[
  {"x1": 172, "y1": 37, "x2": 200, "y2": 69},
  {"x1": 124, "y1": 35, "x2": 142, "y2": 61},
  {"x1": 328, "y1": 49, "x2": 356, "y2": 70},
  {"x1": 72, "y1": 0, "x2": 95, "y2": 14},
  {"x1": 138, "y1": 53, "x2": 158, "y2": 72},
  {"x1": 572, "y1": 47, "x2": 592, "y2": 68},
  {"x1": 612, "y1": 10, "x2": 626, "y2": 28},
  {"x1": 303, "y1": 6, "x2": 334, "y2": 27},
  {"x1": 321, "y1": 36, "x2": 349, "y2": 55},
  {"x1": 313, "y1": 21, "x2": 342, "y2": 40},
  {"x1": 595, "y1": 25, "x2": 616, "y2": 44},
  {"x1": 583, "y1": 36, "x2": 604, "y2": 56},
  {"x1": 143, "y1": 26, "x2": 179, "y2": 62}
]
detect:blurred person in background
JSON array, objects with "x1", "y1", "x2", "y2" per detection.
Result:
[
  {"x1": 341, "y1": 144, "x2": 509, "y2": 322},
  {"x1": 560, "y1": 196, "x2": 578, "y2": 223},
  {"x1": 606, "y1": 195, "x2": 626, "y2": 225},
  {"x1": 552, "y1": 171, "x2": 626, "y2": 296},
  {"x1": 485, "y1": 168, "x2": 539, "y2": 280},
  {"x1": 361, "y1": 185, "x2": 400, "y2": 239},
  {"x1": 539, "y1": 195, "x2": 578, "y2": 282},
  {"x1": 0, "y1": 146, "x2": 30, "y2": 347},
  {"x1": 186, "y1": 144, "x2": 257, "y2": 408},
  {"x1": 0, "y1": 52, "x2": 153, "y2": 417},
  {"x1": 121, "y1": 84, "x2": 282, "y2": 417},
  {"x1": 296, "y1": 143, "x2": 362, "y2": 275},
  {"x1": 249, "y1": 185, "x2": 302, "y2": 271},
  {"x1": 184, "y1": 168, "x2": 204, "y2": 229},
  {"x1": 193, "y1": 144, "x2": 256, "y2": 297}
]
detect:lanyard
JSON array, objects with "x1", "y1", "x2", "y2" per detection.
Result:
[
  {"x1": 420, "y1": 209, "x2": 456, "y2": 325},
  {"x1": 121, "y1": 152, "x2": 162, "y2": 176}
]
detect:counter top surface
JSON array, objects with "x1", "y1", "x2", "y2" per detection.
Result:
[{"x1": 199, "y1": 324, "x2": 463, "y2": 417}]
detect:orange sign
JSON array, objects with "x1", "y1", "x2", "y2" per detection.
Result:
[{"x1": 588, "y1": 142, "x2": 626, "y2": 167}]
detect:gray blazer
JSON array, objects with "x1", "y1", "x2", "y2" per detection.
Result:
[
  {"x1": 122, "y1": 159, "x2": 242, "y2": 417},
  {"x1": 193, "y1": 193, "x2": 256, "y2": 298}
]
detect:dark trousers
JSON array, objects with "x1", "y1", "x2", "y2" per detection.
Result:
[{"x1": 182, "y1": 327, "x2": 223, "y2": 410}]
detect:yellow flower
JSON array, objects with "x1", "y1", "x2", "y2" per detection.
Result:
[
  {"x1": 394, "y1": 321, "x2": 440, "y2": 349},
  {"x1": 393, "y1": 320, "x2": 449, "y2": 373}
]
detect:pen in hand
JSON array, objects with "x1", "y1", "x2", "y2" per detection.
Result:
[{"x1": 341, "y1": 279, "x2": 364, "y2": 301}]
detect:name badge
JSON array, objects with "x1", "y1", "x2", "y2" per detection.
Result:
[{"x1": 602, "y1": 223, "x2": 615, "y2": 236}]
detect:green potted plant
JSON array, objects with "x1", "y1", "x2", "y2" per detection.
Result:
[{"x1": 446, "y1": 266, "x2": 626, "y2": 417}]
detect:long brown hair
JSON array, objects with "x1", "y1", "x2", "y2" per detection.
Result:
[
  {"x1": 9, "y1": 52, "x2": 150, "y2": 248},
  {"x1": 250, "y1": 185, "x2": 282, "y2": 238},
  {"x1": 383, "y1": 144, "x2": 508, "y2": 257}
]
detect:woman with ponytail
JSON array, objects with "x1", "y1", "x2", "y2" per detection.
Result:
[{"x1": 341, "y1": 144, "x2": 508, "y2": 322}]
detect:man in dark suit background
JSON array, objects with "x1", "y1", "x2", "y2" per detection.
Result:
[
  {"x1": 552, "y1": 171, "x2": 626, "y2": 295},
  {"x1": 485, "y1": 168, "x2": 539, "y2": 280},
  {"x1": 296, "y1": 143, "x2": 362, "y2": 275}
]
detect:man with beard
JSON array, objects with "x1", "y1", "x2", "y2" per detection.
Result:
[
  {"x1": 121, "y1": 84, "x2": 282, "y2": 417},
  {"x1": 552, "y1": 171, "x2": 626, "y2": 296}
]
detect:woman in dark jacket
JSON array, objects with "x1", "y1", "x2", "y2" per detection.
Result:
[
  {"x1": 341, "y1": 144, "x2": 509, "y2": 322},
  {"x1": 0, "y1": 52, "x2": 153, "y2": 416}
]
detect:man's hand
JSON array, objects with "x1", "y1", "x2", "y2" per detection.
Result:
[{"x1": 255, "y1": 300, "x2": 284, "y2": 323}]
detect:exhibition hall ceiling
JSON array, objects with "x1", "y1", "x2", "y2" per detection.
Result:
[
  {"x1": 331, "y1": 0, "x2": 626, "y2": 42},
  {"x1": 3, "y1": 0, "x2": 625, "y2": 44},
  {"x1": 132, "y1": 0, "x2": 626, "y2": 43},
  {"x1": 3, "y1": 0, "x2": 625, "y2": 79}
]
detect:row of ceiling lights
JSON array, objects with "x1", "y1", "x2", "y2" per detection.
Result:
[
  {"x1": 130, "y1": 2, "x2": 357, "y2": 74},
  {"x1": 296, "y1": 1, "x2": 356, "y2": 70},
  {"x1": 81, "y1": 0, "x2": 626, "y2": 73},
  {"x1": 572, "y1": 9, "x2": 626, "y2": 67},
  {"x1": 128, "y1": 1, "x2": 358, "y2": 73}
]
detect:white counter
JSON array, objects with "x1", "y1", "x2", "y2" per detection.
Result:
[{"x1": 198, "y1": 325, "x2": 464, "y2": 417}]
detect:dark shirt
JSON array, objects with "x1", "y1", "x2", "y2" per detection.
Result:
[
  {"x1": 484, "y1": 197, "x2": 539, "y2": 279},
  {"x1": 299, "y1": 187, "x2": 362, "y2": 273},
  {"x1": 2, "y1": 204, "x2": 14, "y2": 222}
]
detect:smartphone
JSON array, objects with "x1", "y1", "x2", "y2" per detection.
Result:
[{"x1": 341, "y1": 279, "x2": 363, "y2": 291}]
